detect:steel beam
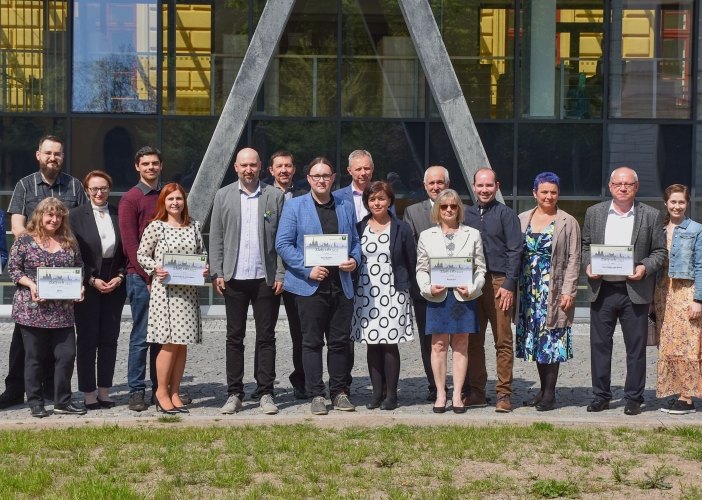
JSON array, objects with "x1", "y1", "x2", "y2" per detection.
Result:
[
  {"x1": 397, "y1": 0, "x2": 502, "y2": 203},
  {"x1": 187, "y1": 0, "x2": 296, "y2": 224}
]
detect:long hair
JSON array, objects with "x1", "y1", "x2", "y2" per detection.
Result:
[
  {"x1": 24, "y1": 198, "x2": 77, "y2": 250},
  {"x1": 662, "y1": 184, "x2": 690, "y2": 225},
  {"x1": 152, "y1": 183, "x2": 191, "y2": 226}
]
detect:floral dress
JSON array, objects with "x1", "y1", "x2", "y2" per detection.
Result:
[{"x1": 516, "y1": 222, "x2": 573, "y2": 364}]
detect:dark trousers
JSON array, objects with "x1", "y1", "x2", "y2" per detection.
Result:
[
  {"x1": 4, "y1": 324, "x2": 54, "y2": 398},
  {"x1": 282, "y1": 290, "x2": 305, "y2": 388},
  {"x1": 296, "y1": 283, "x2": 353, "y2": 400},
  {"x1": 412, "y1": 298, "x2": 436, "y2": 393},
  {"x1": 590, "y1": 282, "x2": 649, "y2": 403},
  {"x1": 20, "y1": 325, "x2": 75, "y2": 407},
  {"x1": 224, "y1": 278, "x2": 278, "y2": 398},
  {"x1": 75, "y1": 261, "x2": 127, "y2": 393}
]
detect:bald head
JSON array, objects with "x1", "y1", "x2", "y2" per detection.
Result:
[
  {"x1": 236, "y1": 147, "x2": 261, "y2": 165},
  {"x1": 234, "y1": 147, "x2": 262, "y2": 191},
  {"x1": 609, "y1": 166, "x2": 638, "y2": 183}
]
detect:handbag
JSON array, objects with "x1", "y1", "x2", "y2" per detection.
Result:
[{"x1": 646, "y1": 312, "x2": 659, "y2": 347}]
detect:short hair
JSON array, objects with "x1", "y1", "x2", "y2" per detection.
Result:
[
  {"x1": 362, "y1": 181, "x2": 395, "y2": 212},
  {"x1": 38, "y1": 135, "x2": 64, "y2": 151},
  {"x1": 306, "y1": 157, "x2": 334, "y2": 175},
  {"x1": 270, "y1": 150, "x2": 294, "y2": 166},
  {"x1": 135, "y1": 146, "x2": 162, "y2": 165},
  {"x1": 348, "y1": 150, "x2": 373, "y2": 167},
  {"x1": 610, "y1": 167, "x2": 638, "y2": 182},
  {"x1": 533, "y1": 172, "x2": 560, "y2": 192},
  {"x1": 430, "y1": 189, "x2": 465, "y2": 224},
  {"x1": 152, "y1": 183, "x2": 191, "y2": 227},
  {"x1": 473, "y1": 168, "x2": 498, "y2": 184},
  {"x1": 424, "y1": 166, "x2": 450, "y2": 183},
  {"x1": 82, "y1": 170, "x2": 113, "y2": 191}
]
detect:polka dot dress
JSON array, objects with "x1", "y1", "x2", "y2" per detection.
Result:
[
  {"x1": 351, "y1": 224, "x2": 413, "y2": 344},
  {"x1": 137, "y1": 220, "x2": 205, "y2": 345}
]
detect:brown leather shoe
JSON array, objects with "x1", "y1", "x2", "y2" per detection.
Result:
[
  {"x1": 462, "y1": 393, "x2": 488, "y2": 408},
  {"x1": 495, "y1": 394, "x2": 511, "y2": 413}
]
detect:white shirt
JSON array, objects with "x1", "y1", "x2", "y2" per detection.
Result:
[
  {"x1": 352, "y1": 185, "x2": 369, "y2": 221},
  {"x1": 233, "y1": 183, "x2": 265, "y2": 280},
  {"x1": 603, "y1": 201, "x2": 635, "y2": 281},
  {"x1": 92, "y1": 205, "x2": 116, "y2": 258}
]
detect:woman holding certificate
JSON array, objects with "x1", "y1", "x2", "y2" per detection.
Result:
[
  {"x1": 8, "y1": 198, "x2": 85, "y2": 418},
  {"x1": 137, "y1": 183, "x2": 208, "y2": 414},
  {"x1": 655, "y1": 184, "x2": 702, "y2": 415},
  {"x1": 351, "y1": 181, "x2": 416, "y2": 411},
  {"x1": 416, "y1": 189, "x2": 486, "y2": 413},
  {"x1": 516, "y1": 172, "x2": 581, "y2": 411}
]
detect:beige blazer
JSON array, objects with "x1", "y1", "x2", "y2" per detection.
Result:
[
  {"x1": 416, "y1": 224, "x2": 487, "y2": 303},
  {"x1": 517, "y1": 207, "x2": 582, "y2": 329}
]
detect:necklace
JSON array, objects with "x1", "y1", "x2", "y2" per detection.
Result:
[{"x1": 442, "y1": 229, "x2": 457, "y2": 256}]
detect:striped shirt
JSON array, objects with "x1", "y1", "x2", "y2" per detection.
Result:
[{"x1": 8, "y1": 171, "x2": 88, "y2": 218}]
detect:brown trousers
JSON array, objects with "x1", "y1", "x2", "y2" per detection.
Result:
[{"x1": 467, "y1": 273, "x2": 514, "y2": 396}]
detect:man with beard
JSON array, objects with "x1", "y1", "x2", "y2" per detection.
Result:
[{"x1": 0, "y1": 135, "x2": 88, "y2": 409}]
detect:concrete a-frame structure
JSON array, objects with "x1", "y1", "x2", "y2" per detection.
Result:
[{"x1": 187, "y1": 0, "x2": 501, "y2": 224}]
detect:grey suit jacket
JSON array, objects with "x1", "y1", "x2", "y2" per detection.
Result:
[
  {"x1": 209, "y1": 181, "x2": 285, "y2": 285},
  {"x1": 581, "y1": 200, "x2": 666, "y2": 304}
]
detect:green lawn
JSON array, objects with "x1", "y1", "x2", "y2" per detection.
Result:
[{"x1": 0, "y1": 422, "x2": 701, "y2": 499}]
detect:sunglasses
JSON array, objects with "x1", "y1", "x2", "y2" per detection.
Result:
[{"x1": 440, "y1": 204, "x2": 459, "y2": 210}]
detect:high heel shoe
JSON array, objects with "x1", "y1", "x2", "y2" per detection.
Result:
[
  {"x1": 155, "y1": 396, "x2": 179, "y2": 415},
  {"x1": 432, "y1": 403, "x2": 446, "y2": 414},
  {"x1": 366, "y1": 400, "x2": 382, "y2": 410},
  {"x1": 535, "y1": 398, "x2": 556, "y2": 411},
  {"x1": 97, "y1": 399, "x2": 115, "y2": 409},
  {"x1": 452, "y1": 405, "x2": 467, "y2": 414},
  {"x1": 523, "y1": 391, "x2": 543, "y2": 407},
  {"x1": 174, "y1": 406, "x2": 189, "y2": 413}
]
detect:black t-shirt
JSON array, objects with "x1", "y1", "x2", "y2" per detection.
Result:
[{"x1": 313, "y1": 196, "x2": 341, "y2": 288}]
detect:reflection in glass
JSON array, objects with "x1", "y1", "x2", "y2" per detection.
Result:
[
  {"x1": 71, "y1": 118, "x2": 157, "y2": 191},
  {"x1": 694, "y1": 126, "x2": 702, "y2": 191},
  {"x1": 73, "y1": 0, "x2": 157, "y2": 113},
  {"x1": 0, "y1": 0, "x2": 67, "y2": 112},
  {"x1": 698, "y1": 6, "x2": 702, "y2": 119},
  {"x1": 607, "y1": 124, "x2": 691, "y2": 197},
  {"x1": 609, "y1": 0, "x2": 693, "y2": 119},
  {"x1": 520, "y1": 0, "x2": 604, "y2": 119},
  {"x1": 518, "y1": 124, "x2": 602, "y2": 196},
  {"x1": 161, "y1": 119, "x2": 217, "y2": 189}
]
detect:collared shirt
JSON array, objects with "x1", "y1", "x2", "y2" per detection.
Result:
[
  {"x1": 119, "y1": 181, "x2": 161, "y2": 279},
  {"x1": 233, "y1": 183, "x2": 265, "y2": 280},
  {"x1": 603, "y1": 201, "x2": 636, "y2": 282},
  {"x1": 278, "y1": 185, "x2": 294, "y2": 201},
  {"x1": 314, "y1": 196, "x2": 341, "y2": 287},
  {"x1": 8, "y1": 171, "x2": 88, "y2": 218},
  {"x1": 352, "y1": 187, "x2": 369, "y2": 221},
  {"x1": 92, "y1": 205, "x2": 116, "y2": 258}
]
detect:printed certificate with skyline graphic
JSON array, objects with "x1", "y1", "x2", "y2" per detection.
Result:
[
  {"x1": 37, "y1": 267, "x2": 82, "y2": 300},
  {"x1": 430, "y1": 257, "x2": 473, "y2": 287},
  {"x1": 304, "y1": 234, "x2": 348, "y2": 267},
  {"x1": 590, "y1": 245, "x2": 634, "y2": 276},
  {"x1": 162, "y1": 254, "x2": 207, "y2": 286}
]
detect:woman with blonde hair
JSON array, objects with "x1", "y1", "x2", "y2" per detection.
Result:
[{"x1": 8, "y1": 198, "x2": 85, "y2": 418}]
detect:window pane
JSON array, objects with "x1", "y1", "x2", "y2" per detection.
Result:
[
  {"x1": 0, "y1": 0, "x2": 67, "y2": 112},
  {"x1": 607, "y1": 124, "x2": 691, "y2": 197},
  {"x1": 698, "y1": 4, "x2": 702, "y2": 119},
  {"x1": 71, "y1": 118, "x2": 157, "y2": 191},
  {"x1": 0, "y1": 117, "x2": 66, "y2": 190},
  {"x1": 161, "y1": 119, "x2": 217, "y2": 189},
  {"x1": 609, "y1": 0, "x2": 693, "y2": 119},
  {"x1": 695, "y1": 126, "x2": 702, "y2": 191},
  {"x1": 73, "y1": 0, "x2": 157, "y2": 113},
  {"x1": 517, "y1": 124, "x2": 602, "y2": 195},
  {"x1": 341, "y1": 0, "x2": 425, "y2": 118},
  {"x1": 520, "y1": 0, "x2": 604, "y2": 119}
]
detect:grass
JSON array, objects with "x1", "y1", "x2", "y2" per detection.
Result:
[{"x1": 0, "y1": 422, "x2": 699, "y2": 498}]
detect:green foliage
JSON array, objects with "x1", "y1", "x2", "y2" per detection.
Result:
[{"x1": 529, "y1": 479, "x2": 580, "y2": 498}]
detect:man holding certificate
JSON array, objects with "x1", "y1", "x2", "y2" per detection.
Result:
[
  {"x1": 582, "y1": 167, "x2": 667, "y2": 416},
  {"x1": 276, "y1": 157, "x2": 362, "y2": 415}
]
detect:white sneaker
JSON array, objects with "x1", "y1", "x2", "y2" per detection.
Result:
[
  {"x1": 220, "y1": 394, "x2": 242, "y2": 414},
  {"x1": 259, "y1": 394, "x2": 278, "y2": 415}
]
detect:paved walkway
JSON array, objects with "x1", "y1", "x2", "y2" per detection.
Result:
[{"x1": 0, "y1": 318, "x2": 699, "y2": 427}]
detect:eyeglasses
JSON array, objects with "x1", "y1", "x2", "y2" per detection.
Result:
[
  {"x1": 88, "y1": 187, "x2": 110, "y2": 194},
  {"x1": 440, "y1": 204, "x2": 459, "y2": 210},
  {"x1": 40, "y1": 152, "x2": 64, "y2": 158},
  {"x1": 610, "y1": 182, "x2": 637, "y2": 190},
  {"x1": 308, "y1": 174, "x2": 333, "y2": 182}
]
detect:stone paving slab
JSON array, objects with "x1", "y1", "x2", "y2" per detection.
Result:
[{"x1": 0, "y1": 319, "x2": 699, "y2": 427}]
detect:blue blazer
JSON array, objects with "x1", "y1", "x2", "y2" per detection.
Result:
[
  {"x1": 333, "y1": 184, "x2": 396, "y2": 223},
  {"x1": 275, "y1": 192, "x2": 362, "y2": 299}
]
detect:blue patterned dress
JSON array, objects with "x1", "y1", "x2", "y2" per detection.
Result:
[{"x1": 516, "y1": 222, "x2": 573, "y2": 364}]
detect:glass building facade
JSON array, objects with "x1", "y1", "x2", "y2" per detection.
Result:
[{"x1": 1, "y1": 0, "x2": 701, "y2": 306}]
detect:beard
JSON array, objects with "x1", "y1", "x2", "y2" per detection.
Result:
[{"x1": 39, "y1": 160, "x2": 62, "y2": 181}]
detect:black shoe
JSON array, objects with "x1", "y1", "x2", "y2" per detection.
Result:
[
  {"x1": 30, "y1": 405, "x2": 49, "y2": 418},
  {"x1": 623, "y1": 400, "x2": 642, "y2": 415},
  {"x1": 524, "y1": 391, "x2": 543, "y2": 407},
  {"x1": 294, "y1": 386, "x2": 309, "y2": 400},
  {"x1": 366, "y1": 399, "x2": 382, "y2": 410},
  {"x1": 0, "y1": 391, "x2": 24, "y2": 409},
  {"x1": 155, "y1": 396, "x2": 179, "y2": 415},
  {"x1": 586, "y1": 397, "x2": 610, "y2": 412},
  {"x1": 536, "y1": 398, "x2": 556, "y2": 411},
  {"x1": 174, "y1": 406, "x2": 190, "y2": 414},
  {"x1": 179, "y1": 395, "x2": 192, "y2": 406},
  {"x1": 668, "y1": 400, "x2": 696, "y2": 415},
  {"x1": 98, "y1": 399, "x2": 116, "y2": 409},
  {"x1": 432, "y1": 404, "x2": 446, "y2": 413},
  {"x1": 452, "y1": 405, "x2": 467, "y2": 414},
  {"x1": 129, "y1": 393, "x2": 147, "y2": 412},
  {"x1": 54, "y1": 403, "x2": 87, "y2": 415},
  {"x1": 380, "y1": 400, "x2": 398, "y2": 411},
  {"x1": 84, "y1": 401, "x2": 101, "y2": 410}
]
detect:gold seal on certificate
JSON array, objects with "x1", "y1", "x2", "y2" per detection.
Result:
[
  {"x1": 304, "y1": 234, "x2": 348, "y2": 267},
  {"x1": 37, "y1": 267, "x2": 82, "y2": 300},
  {"x1": 591, "y1": 245, "x2": 634, "y2": 276},
  {"x1": 430, "y1": 257, "x2": 473, "y2": 287},
  {"x1": 162, "y1": 254, "x2": 207, "y2": 286}
]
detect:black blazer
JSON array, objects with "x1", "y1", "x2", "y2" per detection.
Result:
[
  {"x1": 69, "y1": 204, "x2": 126, "y2": 286},
  {"x1": 292, "y1": 187, "x2": 308, "y2": 198},
  {"x1": 356, "y1": 212, "x2": 417, "y2": 292}
]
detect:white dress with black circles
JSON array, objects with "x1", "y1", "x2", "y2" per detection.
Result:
[
  {"x1": 351, "y1": 224, "x2": 414, "y2": 344},
  {"x1": 137, "y1": 220, "x2": 206, "y2": 345}
]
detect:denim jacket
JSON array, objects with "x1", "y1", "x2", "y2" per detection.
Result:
[{"x1": 666, "y1": 217, "x2": 702, "y2": 301}]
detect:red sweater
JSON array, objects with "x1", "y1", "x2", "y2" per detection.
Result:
[{"x1": 119, "y1": 182, "x2": 160, "y2": 281}]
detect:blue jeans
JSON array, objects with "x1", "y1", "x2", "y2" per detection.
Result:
[{"x1": 126, "y1": 274, "x2": 160, "y2": 395}]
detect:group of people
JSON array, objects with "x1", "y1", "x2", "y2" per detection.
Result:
[{"x1": 0, "y1": 136, "x2": 700, "y2": 418}]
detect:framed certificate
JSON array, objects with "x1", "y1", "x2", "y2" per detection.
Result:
[
  {"x1": 304, "y1": 234, "x2": 348, "y2": 267},
  {"x1": 430, "y1": 257, "x2": 473, "y2": 287},
  {"x1": 162, "y1": 254, "x2": 207, "y2": 286},
  {"x1": 591, "y1": 245, "x2": 635, "y2": 276},
  {"x1": 37, "y1": 267, "x2": 82, "y2": 300}
]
